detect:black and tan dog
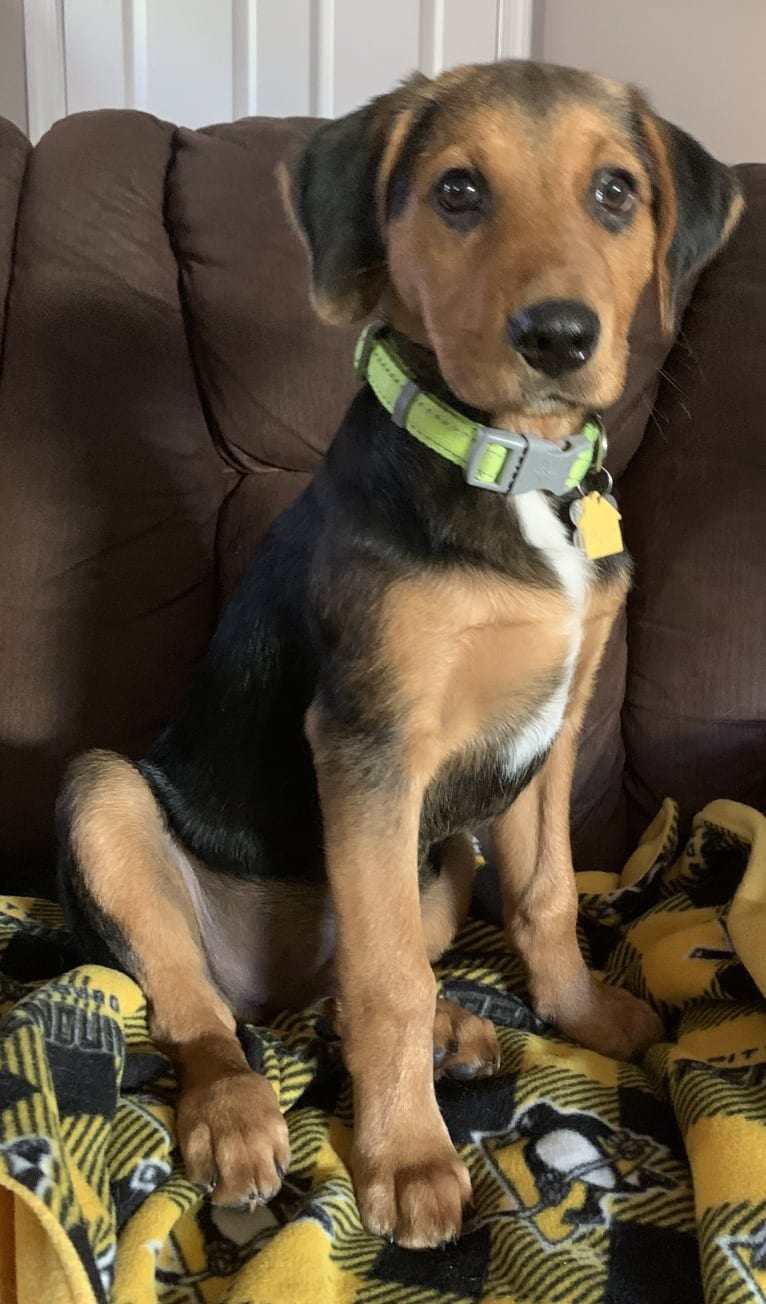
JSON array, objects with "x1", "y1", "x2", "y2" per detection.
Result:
[{"x1": 57, "y1": 61, "x2": 742, "y2": 1249}]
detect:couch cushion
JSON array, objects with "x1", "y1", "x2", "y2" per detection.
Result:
[
  {"x1": 620, "y1": 164, "x2": 766, "y2": 842},
  {"x1": 570, "y1": 283, "x2": 675, "y2": 870},
  {"x1": 165, "y1": 118, "x2": 361, "y2": 599},
  {"x1": 0, "y1": 112, "x2": 226, "y2": 888}
]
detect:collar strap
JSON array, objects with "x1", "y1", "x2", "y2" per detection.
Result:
[{"x1": 354, "y1": 322, "x2": 604, "y2": 496}]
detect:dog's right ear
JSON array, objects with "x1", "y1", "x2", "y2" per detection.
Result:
[
  {"x1": 280, "y1": 104, "x2": 386, "y2": 325},
  {"x1": 279, "y1": 76, "x2": 430, "y2": 325}
]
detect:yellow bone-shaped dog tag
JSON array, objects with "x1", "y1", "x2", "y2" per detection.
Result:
[{"x1": 570, "y1": 492, "x2": 624, "y2": 561}]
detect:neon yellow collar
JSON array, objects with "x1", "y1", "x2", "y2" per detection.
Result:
[{"x1": 354, "y1": 323, "x2": 604, "y2": 496}]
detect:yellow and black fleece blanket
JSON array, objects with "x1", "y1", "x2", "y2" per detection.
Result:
[{"x1": 2, "y1": 799, "x2": 766, "y2": 1304}]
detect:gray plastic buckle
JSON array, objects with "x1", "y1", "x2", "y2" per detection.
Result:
[
  {"x1": 511, "y1": 431, "x2": 593, "y2": 496},
  {"x1": 465, "y1": 426, "x2": 595, "y2": 496},
  {"x1": 464, "y1": 427, "x2": 527, "y2": 494}
]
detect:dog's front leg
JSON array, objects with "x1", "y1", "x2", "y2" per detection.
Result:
[
  {"x1": 491, "y1": 579, "x2": 664, "y2": 1061},
  {"x1": 306, "y1": 703, "x2": 471, "y2": 1249}
]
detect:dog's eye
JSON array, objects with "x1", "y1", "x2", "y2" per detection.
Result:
[
  {"x1": 435, "y1": 169, "x2": 482, "y2": 212},
  {"x1": 432, "y1": 169, "x2": 487, "y2": 227},
  {"x1": 591, "y1": 169, "x2": 637, "y2": 225}
]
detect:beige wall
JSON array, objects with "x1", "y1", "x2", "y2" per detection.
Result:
[
  {"x1": 538, "y1": 0, "x2": 766, "y2": 163},
  {"x1": 0, "y1": 0, "x2": 27, "y2": 134}
]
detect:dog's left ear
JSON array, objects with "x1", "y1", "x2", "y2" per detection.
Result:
[
  {"x1": 634, "y1": 99, "x2": 744, "y2": 333},
  {"x1": 280, "y1": 78, "x2": 428, "y2": 325}
]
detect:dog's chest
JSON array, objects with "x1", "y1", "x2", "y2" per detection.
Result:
[{"x1": 417, "y1": 492, "x2": 592, "y2": 842}]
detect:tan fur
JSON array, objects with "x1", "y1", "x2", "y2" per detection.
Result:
[
  {"x1": 633, "y1": 112, "x2": 681, "y2": 334},
  {"x1": 64, "y1": 751, "x2": 290, "y2": 1208},
  {"x1": 386, "y1": 98, "x2": 656, "y2": 439},
  {"x1": 420, "y1": 833, "x2": 477, "y2": 961},
  {"x1": 66, "y1": 751, "x2": 486, "y2": 1223},
  {"x1": 380, "y1": 571, "x2": 574, "y2": 777},
  {"x1": 722, "y1": 189, "x2": 746, "y2": 246},
  {"x1": 490, "y1": 577, "x2": 664, "y2": 1060},
  {"x1": 376, "y1": 106, "x2": 419, "y2": 223},
  {"x1": 304, "y1": 570, "x2": 582, "y2": 1246},
  {"x1": 306, "y1": 703, "x2": 474, "y2": 1248},
  {"x1": 322, "y1": 830, "x2": 497, "y2": 1088},
  {"x1": 432, "y1": 998, "x2": 500, "y2": 1080}
]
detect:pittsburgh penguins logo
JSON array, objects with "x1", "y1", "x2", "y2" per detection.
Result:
[
  {"x1": 721, "y1": 1217, "x2": 766, "y2": 1300},
  {"x1": 0, "y1": 1134, "x2": 59, "y2": 1202},
  {"x1": 477, "y1": 1099, "x2": 677, "y2": 1245}
]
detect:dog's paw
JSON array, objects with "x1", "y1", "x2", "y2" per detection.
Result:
[
  {"x1": 432, "y1": 997, "x2": 501, "y2": 1080},
  {"x1": 556, "y1": 979, "x2": 664, "y2": 1062},
  {"x1": 177, "y1": 1070, "x2": 290, "y2": 1209},
  {"x1": 353, "y1": 1131, "x2": 472, "y2": 1248}
]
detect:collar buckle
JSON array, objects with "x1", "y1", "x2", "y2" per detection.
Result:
[
  {"x1": 354, "y1": 326, "x2": 602, "y2": 499},
  {"x1": 465, "y1": 427, "x2": 527, "y2": 494},
  {"x1": 465, "y1": 426, "x2": 597, "y2": 496}
]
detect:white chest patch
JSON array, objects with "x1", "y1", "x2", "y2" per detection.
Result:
[
  {"x1": 514, "y1": 491, "x2": 591, "y2": 608},
  {"x1": 500, "y1": 492, "x2": 592, "y2": 778}
]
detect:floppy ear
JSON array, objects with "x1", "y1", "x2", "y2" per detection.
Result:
[
  {"x1": 281, "y1": 103, "x2": 387, "y2": 324},
  {"x1": 280, "y1": 74, "x2": 432, "y2": 325},
  {"x1": 634, "y1": 101, "x2": 744, "y2": 333}
]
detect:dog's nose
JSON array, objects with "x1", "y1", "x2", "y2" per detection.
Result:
[{"x1": 507, "y1": 299, "x2": 600, "y2": 378}]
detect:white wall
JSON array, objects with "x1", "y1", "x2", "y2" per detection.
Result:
[
  {"x1": 2, "y1": 0, "x2": 533, "y2": 142},
  {"x1": 538, "y1": 0, "x2": 766, "y2": 163},
  {"x1": 2, "y1": 1, "x2": 760, "y2": 163}
]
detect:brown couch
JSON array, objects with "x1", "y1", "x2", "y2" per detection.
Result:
[{"x1": 0, "y1": 110, "x2": 764, "y2": 900}]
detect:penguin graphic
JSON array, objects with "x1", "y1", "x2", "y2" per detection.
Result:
[
  {"x1": 472, "y1": 1098, "x2": 678, "y2": 1244},
  {"x1": 514, "y1": 1101, "x2": 676, "y2": 1229},
  {"x1": 721, "y1": 1217, "x2": 766, "y2": 1300}
]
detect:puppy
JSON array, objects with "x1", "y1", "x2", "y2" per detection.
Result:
[{"x1": 58, "y1": 61, "x2": 742, "y2": 1248}]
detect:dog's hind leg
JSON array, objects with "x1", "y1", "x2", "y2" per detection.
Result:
[
  {"x1": 420, "y1": 834, "x2": 477, "y2": 964},
  {"x1": 57, "y1": 750, "x2": 290, "y2": 1208},
  {"x1": 421, "y1": 835, "x2": 501, "y2": 1082}
]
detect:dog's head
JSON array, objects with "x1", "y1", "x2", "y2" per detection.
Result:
[{"x1": 282, "y1": 61, "x2": 742, "y2": 439}]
